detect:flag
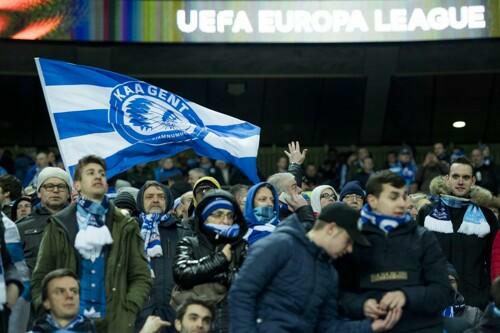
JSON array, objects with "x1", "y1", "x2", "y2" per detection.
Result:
[{"x1": 35, "y1": 58, "x2": 261, "y2": 183}]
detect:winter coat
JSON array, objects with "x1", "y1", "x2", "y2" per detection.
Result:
[
  {"x1": 464, "y1": 303, "x2": 500, "y2": 333},
  {"x1": 31, "y1": 203, "x2": 152, "y2": 333},
  {"x1": 31, "y1": 314, "x2": 96, "y2": 333},
  {"x1": 418, "y1": 180, "x2": 499, "y2": 308},
  {"x1": 17, "y1": 205, "x2": 53, "y2": 272},
  {"x1": 337, "y1": 221, "x2": 454, "y2": 333},
  {"x1": 173, "y1": 190, "x2": 248, "y2": 333},
  {"x1": 229, "y1": 214, "x2": 372, "y2": 333},
  {"x1": 492, "y1": 231, "x2": 500, "y2": 281},
  {"x1": 135, "y1": 182, "x2": 193, "y2": 332}
]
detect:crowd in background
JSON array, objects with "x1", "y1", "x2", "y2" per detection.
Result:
[{"x1": 0, "y1": 141, "x2": 499, "y2": 332}]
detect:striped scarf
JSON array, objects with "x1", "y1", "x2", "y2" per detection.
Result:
[
  {"x1": 75, "y1": 197, "x2": 113, "y2": 262},
  {"x1": 360, "y1": 204, "x2": 412, "y2": 234},
  {"x1": 139, "y1": 213, "x2": 175, "y2": 258},
  {"x1": 424, "y1": 195, "x2": 490, "y2": 238}
]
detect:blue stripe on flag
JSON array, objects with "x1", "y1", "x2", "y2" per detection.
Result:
[
  {"x1": 38, "y1": 58, "x2": 132, "y2": 87},
  {"x1": 206, "y1": 123, "x2": 260, "y2": 139},
  {"x1": 54, "y1": 109, "x2": 114, "y2": 140}
]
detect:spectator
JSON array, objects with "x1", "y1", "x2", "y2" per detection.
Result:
[
  {"x1": 173, "y1": 190, "x2": 247, "y2": 333},
  {"x1": 0, "y1": 175, "x2": 22, "y2": 219},
  {"x1": 0, "y1": 218, "x2": 23, "y2": 332},
  {"x1": 229, "y1": 201, "x2": 400, "y2": 333},
  {"x1": 310, "y1": 185, "x2": 338, "y2": 217},
  {"x1": 243, "y1": 182, "x2": 279, "y2": 245},
  {"x1": 337, "y1": 170, "x2": 454, "y2": 333},
  {"x1": 275, "y1": 157, "x2": 288, "y2": 173},
  {"x1": 434, "y1": 142, "x2": 450, "y2": 164},
  {"x1": 154, "y1": 158, "x2": 183, "y2": 184},
  {"x1": 136, "y1": 181, "x2": 192, "y2": 333},
  {"x1": 188, "y1": 168, "x2": 207, "y2": 188},
  {"x1": 31, "y1": 155, "x2": 152, "y2": 332},
  {"x1": 229, "y1": 184, "x2": 248, "y2": 213},
  {"x1": 11, "y1": 196, "x2": 32, "y2": 222},
  {"x1": 31, "y1": 268, "x2": 95, "y2": 333},
  {"x1": 23, "y1": 152, "x2": 49, "y2": 188},
  {"x1": 418, "y1": 157, "x2": 498, "y2": 309},
  {"x1": 352, "y1": 156, "x2": 375, "y2": 189},
  {"x1": 173, "y1": 298, "x2": 214, "y2": 333},
  {"x1": 407, "y1": 193, "x2": 430, "y2": 220},
  {"x1": 127, "y1": 164, "x2": 155, "y2": 189},
  {"x1": 413, "y1": 152, "x2": 449, "y2": 193},
  {"x1": 471, "y1": 148, "x2": 498, "y2": 195},
  {"x1": 303, "y1": 164, "x2": 320, "y2": 191},
  {"x1": 113, "y1": 191, "x2": 138, "y2": 217},
  {"x1": 339, "y1": 180, "x2": 365, "y2": 211},
  {"x1": 443, "y1": 264, "x2": 482, "y2": 333},
  {"x1": 389, "y1": 146, "x2": 417, "y2": 191},
  {"x1": 173, "y1": 192, "x2": 193, "y2": 222},
  {"x1": 384, "y1": 151, "x2": 398, "y2": 170},
  {"x1": 17, "y1": 167, "x2": 71, "y2": 272},
  {"x1": 267, "y1": 172, "x2": 302, "y2": 220}
]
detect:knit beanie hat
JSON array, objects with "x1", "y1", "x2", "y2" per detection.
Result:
[
  {"x1": 37, "y1": 167, "x2": 71, "y2": 192},
  {"x1": 200, "y1": 198, "x2": 233, "y2": 222},
  {"x1": 339, "y1": 181, "x2": 366, "y2": 201},
  {"x1": 114, "y1": 191, "x2": 137, "y2": 213}
]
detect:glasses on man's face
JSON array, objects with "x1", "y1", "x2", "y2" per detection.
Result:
[
  {"x1": 343, "y1": 194, "x2": 363, "y2": 201},
  {"x1": 210, "y1": 211, "x2": 234, "y2": 221},
  {"x1": 41, "y1": 183, "x2": 68, "y2": 192},
  {"x1": 320, "y1": 193, "x2": 337, "y2": 200}
]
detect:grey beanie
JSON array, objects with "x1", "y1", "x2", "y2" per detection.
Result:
[{"x1": 37, "y1": 167, "x2": 71, "y2": 192}]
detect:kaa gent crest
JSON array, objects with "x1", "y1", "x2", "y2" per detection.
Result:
[{"x1": 109, "y1": 81, "x2": 202, "y2": 146}]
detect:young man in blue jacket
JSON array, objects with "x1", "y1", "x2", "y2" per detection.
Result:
[{"x1": 229, "y1": 196, "x2": 401, "y2": 333}]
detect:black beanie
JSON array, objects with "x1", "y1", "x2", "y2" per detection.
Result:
[
  {"x1": 114, "y1": 191, "x2": 137, "y2": 213},
  {"x1": 339, "y1": 181, "x2": 366, "y2": 201}
]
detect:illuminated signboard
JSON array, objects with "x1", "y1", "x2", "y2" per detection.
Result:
[{"x1": 1, "y1": 0, "x2": 499, "y2": 43}]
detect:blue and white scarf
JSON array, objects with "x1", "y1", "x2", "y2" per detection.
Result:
[
  {"x1": 75, "y1": 197, "x2": 113, "y2": 262},
  {"x1": 244, "y1": 207, "x2": 279, "y2": 245},
  {"x1": 424, "y1": 195, "x2": 490, "y2": 238},
  {"x1": 203, "y1": 223, "x2": 241, "y2": 240},
  {"x1": 360, "y1": 204, "x2": 412, "y2": 234},
  {"x1": 45, "y1": 313, "x2": 87, "y2": 330},
  {"x1": 139, "y1": 213, "x2": 175, "y2": 258}
]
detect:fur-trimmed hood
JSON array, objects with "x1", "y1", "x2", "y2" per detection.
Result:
[{"x1": 429, "y1": 175, "x2": 493, "y2": 206}]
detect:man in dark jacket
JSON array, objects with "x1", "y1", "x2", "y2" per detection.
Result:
[
  {"x1": 17, "y1": 167, "x2": 71, "y2": 272},
  {"x1": 338, "y1": 170, "x2": 454, "y2": 333},
  {"x1": 417, "y1": 157, "x2": 499, "y2": 309},
  {"x1": 135, "y1": 180, "x2": 192, "y2": 332},
  {"x1": 229, "y1": 200, "x2": 401, "y2": 333}
]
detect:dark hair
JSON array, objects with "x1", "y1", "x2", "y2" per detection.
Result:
[
  {"x1": 492, "y1": 277, "x2": 500, "y2": 307},
  {"x1": 175, "y1": 297, "x2": 215, "y2": 321},
  {"x1": 449, "y1": 157, "x2": 474, "y2": 174},
  {"x1": 366, "y1": 170, "x2": 405, "y2": 197},
  {"x1": 0, "y1": 175, "x2": 22, "y2": 201},
  {"x1": 41, "y1": 268, "x2": 79, "y2": 302},
  {"x1": 73, "y1": 155, "x2": 106, "y2": 181}
]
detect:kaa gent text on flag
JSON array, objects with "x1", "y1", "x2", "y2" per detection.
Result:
[{"x1": 35, "y1": 58, "x2": 261, "y2": 183}]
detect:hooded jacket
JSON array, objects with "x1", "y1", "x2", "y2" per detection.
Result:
[
  {"x1": 418, "y1": 176, "x2": 499, "y2": 309},
  {"x1": 173, "y1": 190, "x2": 247, "y2": 333},
  {"x1": 310, "y1": 185, "x2": 338, "y2": 216},
  {"x1": 135, "y1": 182, "x2": 192, "y2": 331},
  {"x1": 229, "y1": 213, "x2": 372, "y2": 333},
  {"x1": 243, "y1": 182, "x2": 279, "y2": 245}
]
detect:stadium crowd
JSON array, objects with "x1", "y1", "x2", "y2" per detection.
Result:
[{"x1": 0, "y1": 141, "x2": 499, "y2": 332}]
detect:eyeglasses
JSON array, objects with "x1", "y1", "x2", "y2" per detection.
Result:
[
  {"x1": 210, "y1": 211, "x2": 234, "y2": 220},
  {"x1": 41, "y1": 184, "x2": 68, "y2": 192},
  {"x1": 320, "y1": 193, "x2": 337, "y2": 200},
  {"x1": 343, "y1": 194, "x2": 363, "y2": 201}
]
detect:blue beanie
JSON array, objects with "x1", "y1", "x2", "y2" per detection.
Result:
[
  {"x1": 339, "y1": 181, "x2": 366, "y2": 201},
  {"x1": 201, "y1": 198, "x2": 234, "y2": 222}
]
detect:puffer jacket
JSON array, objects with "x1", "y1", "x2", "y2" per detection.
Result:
[
  {"x1": 229, "y1": 213, "x2": 372, "y2": 333},
  {"x1": 173, "y1": 190, "x2": 247, "y2": 333}
]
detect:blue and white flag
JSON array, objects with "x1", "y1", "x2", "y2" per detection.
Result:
[{"x1": 35, "y1": 58, "x2": 260, "y2": 183}]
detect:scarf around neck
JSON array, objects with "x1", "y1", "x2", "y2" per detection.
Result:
[
  {"x1": 424, "y1": 195, "x2": 490, "y2": 238},
  {"x1": 139, "y1": 212, "x2": 175, "y2": 258},
  {"x1": 203, "y1": 223, "x2": 241, "y2": 240},
  {"x1": 360, "y1": 204, "x2": 412, "y2": 234},
  {"x1": 75, "y1": 196, "x2": 113, "y2": 262}
]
